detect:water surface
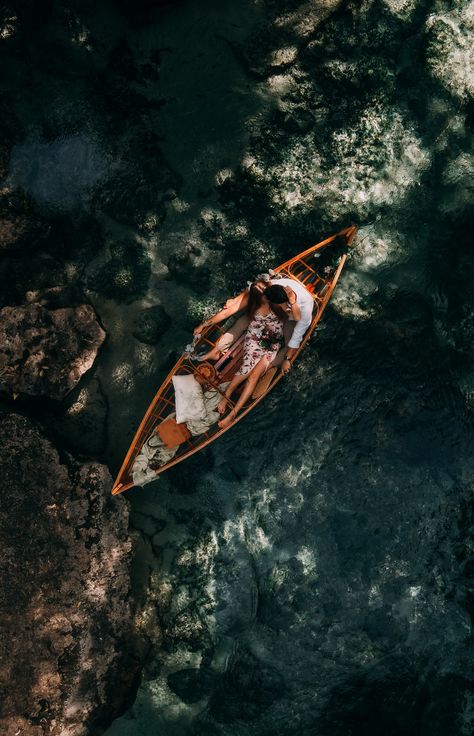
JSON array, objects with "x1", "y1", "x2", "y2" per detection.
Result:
[{"x1": 3, "y1": 0, "x2": 473, "y2": 733}]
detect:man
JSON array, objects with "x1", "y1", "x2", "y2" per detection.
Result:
[{"x1": 264, "y1": 279, "x2": 314, "y2": 374}]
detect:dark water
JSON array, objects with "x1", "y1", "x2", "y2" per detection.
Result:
[{"x1": 2, "y1": 0, "x2": 474, "y2": 734}]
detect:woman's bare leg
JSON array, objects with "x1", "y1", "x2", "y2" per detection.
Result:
[
  {"x1": 197, "y1": 346, "x2": 222, "y2": 362},
  {"x1": 218, "y1": 358, "x2": 269, "y2": 428},
  {"x1": 217, "y1": 372, "x2": 248, "y2": 414},
  {"x1": 195, "y1": 332, "x2": 235, "y2": 362}
]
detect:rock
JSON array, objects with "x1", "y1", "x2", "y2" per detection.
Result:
[
  {"x1": 94, "y1": 162, "x2": 167, "y2": 228},
  {"x1": 0, "y1": 303, "x2": 105, "y2": 400},
  {"x1": 281, "y1": 107, "x2": 315, "y2": 134},
  {"x1": 0, "y1": 254, "x2": 83, "y2": 309},
  {"x1": 0, "y1": 412, "x2": 139, "y2": 736},
  {"x1": 167, "y1": 247, "x2": 210, "y2": 293},
  {"x1": 167, "y1": 610, "x2": 212, "y2": 653},
  {"x1": 132, "y1": 304, "x2": 171, "y2": 344},
  {"x1": 0, "y1": 186, "x2": 50, "y2": 254},
  {"x1": 239, "y1": 0, "x2": 343, "y2": 78},
  {"x1": 88, "y1": 240, "x2": 151, "y2": 303},
  {"x1": 167, "y1": 667, "x2": 217, "y2": 704}
]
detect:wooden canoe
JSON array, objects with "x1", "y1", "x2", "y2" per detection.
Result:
[{"x1": 111, "y1": 225, "x2": 357, "y2": 494}]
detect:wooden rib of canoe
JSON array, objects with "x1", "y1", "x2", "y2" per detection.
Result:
[{"x1": 111, "y1": 225, "x2": 357, "y2": 495}]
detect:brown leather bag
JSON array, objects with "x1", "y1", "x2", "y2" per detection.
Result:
[{"x1": 155, "y1": 416, "x2": 191, "y2": 448}]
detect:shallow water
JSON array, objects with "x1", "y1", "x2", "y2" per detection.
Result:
[{"x1": 3, "y1": 0, "x2": 474, "y2": 733}]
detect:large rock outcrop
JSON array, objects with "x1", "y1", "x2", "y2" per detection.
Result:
[
  {"x1": 0, "y1": 303, "x2": 106, "y2": 399},
  {"x1": 0, "y1": 413, "x2": 139, "y2": 736}
]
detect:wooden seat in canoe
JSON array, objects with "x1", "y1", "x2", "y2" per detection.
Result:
[{"x1": 252, "y1": 366, "x2": 278, "y2": 399}]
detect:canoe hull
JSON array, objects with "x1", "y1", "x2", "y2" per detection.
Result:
[{"x1": 111, "y1": 225, "x2": 357, "y2": 495}]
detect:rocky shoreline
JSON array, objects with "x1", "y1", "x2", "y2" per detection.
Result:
[
  {"x1": 0, "y1": 16, "x2": 134, "y2": 733},
  {"x1": 0, "y1": 180, "x2": 142, "y2": 736},
  {"x1": 0, "y1": 281, "x2": 142, "y2": 734},
  {"x1": 0, "y1": 413, "x2": 140, "y2": 735}
]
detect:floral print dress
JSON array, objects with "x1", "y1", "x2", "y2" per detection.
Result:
[{"x1": 237, "y1": 311, "x2": 284, "y2": 376}]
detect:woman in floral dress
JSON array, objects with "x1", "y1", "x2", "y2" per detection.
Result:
[{"x1": 217, "y1": 290, "x2": 299, "y2": 428}]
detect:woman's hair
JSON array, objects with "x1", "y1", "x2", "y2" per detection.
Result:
[
  {"x1": 248, "y1": 281, "x2": 288, "y2": 322},
  {"x1": 270, "y1": 303, "x2": 288, "y2": 321},
  {"x1": 247, "y1": 282, "x2": 264, "y2": 320}
]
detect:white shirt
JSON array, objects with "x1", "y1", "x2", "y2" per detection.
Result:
[{"x1": 271, "y1": 277, "x2": 314, "y2": 349}]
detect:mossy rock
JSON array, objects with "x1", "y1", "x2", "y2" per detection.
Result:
[
  {"x1": 167, "y1": 250, "x2": 210, "y2": 294},
  {"x1": 89, "y1": 240, "x2": 150, "y2": 303},
  {"x1": 132, "y1": 305, "x2": 171, "y2": 344}
]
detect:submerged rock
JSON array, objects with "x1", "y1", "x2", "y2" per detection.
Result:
[
  {"x1": 167, "y1": 246, "x2": 211, "y2": 293},
  {"x1": 209, "y1": 650, "x2": 285, "y2": 723},
  {"x1": 132, "y1": 304, "x2": 171, "y2": 344},
  {"x1": 0, "y1": 93, "x2": 22, "y2": 180},
  {"x1": 0, "y1": 412, "x2": 138, "y2": 736},
  {"x1": 167, "y1": 667, "x2": 217, "y2": 704},
  {"x1": 0, "y1": 253, "x2": 84, "y2": 309},
  {"x1": 88, "y1": 240, "x2": 151, "y2": 303},
  {"x1": 0, "y1": 303, "x2": 105, "y2": 399}
]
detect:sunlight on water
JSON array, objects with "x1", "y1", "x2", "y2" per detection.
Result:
[
  {"x1": 270, "y1": 46, "x2": 299, "y2": 66},
  {"x1": 331, "y1": 270, "x2": 378, "y2": 320},
  {"x1": 133, "y1": 344, "x2": 157, "y2": 375},
  {"x1": 0, "y1": 14, "x2": 17, "y2": 39},
  {"x1": 111, "y1": 362, "x2": 135, "y2": 393},
  {"x1": 426, "y1": 5, "x2": 474, "y2": 103},
  {"x1": 367, "y1": 583, "x2": 382, "y2": 605},
  {"x1": 355, "y1": 230, "x2": 405, "y2": 271},
  {"x1": 66, "y1": 387, "x2": 89, "y2": 416},
  {"x1": 296, "y1": 545, "x2": 318, "y2": 576},
  {"x1": 329, "y1": 108, "x2": 431, "y2": 211},
  {"x1": 382, "y1": 0, "x2": 417, "y2": 19}
]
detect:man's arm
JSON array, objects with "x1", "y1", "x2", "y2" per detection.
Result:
[
  {"x1": 194, "y1": 291, "x2": 249, "y2": 335},
  {"x1": 283, "y1": 286, "x2": 302, "y2": 322},
  {"x1": 281, "y1": 311, "x2": 312, "y2": 373},
  {"x1": 287, "y1": 313, "x2": 312, "y2": 349}
]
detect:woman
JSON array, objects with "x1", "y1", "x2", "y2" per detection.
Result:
[
  {"x1": 217, "y1": 291, "x2": 287, "y2": 429},
  {"x1": 192, "y1": 279, "x2": 269, "y2": 362}
]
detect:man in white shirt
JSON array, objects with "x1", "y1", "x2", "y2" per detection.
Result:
[{"x1": 264, "y1": 279, "x2": 314, "y2": 373}]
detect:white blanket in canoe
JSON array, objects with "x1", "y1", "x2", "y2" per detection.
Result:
[{"x1": 132, "y1": 382, "x2": 229, "y2": 488}]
